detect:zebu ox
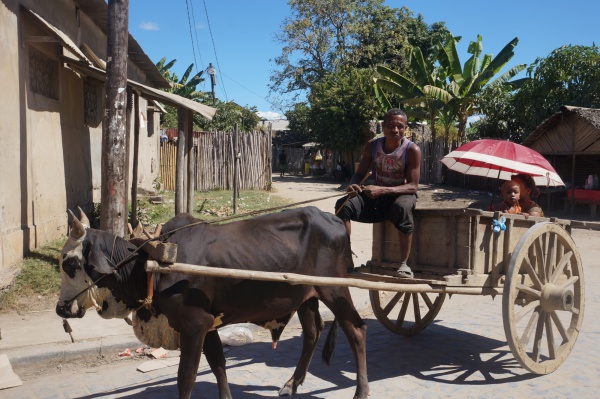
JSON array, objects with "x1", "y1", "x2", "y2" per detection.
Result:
[{"x1": 56, "y1": 206, "x2": 369, "y2": 399}]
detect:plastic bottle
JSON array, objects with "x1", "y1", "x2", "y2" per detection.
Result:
[
  {"x1": 594, "y1": 174, "x2": 599, "y2": 190},
  {"x1": 587, "y1": 175, "x2": 594, "y2": 189}
]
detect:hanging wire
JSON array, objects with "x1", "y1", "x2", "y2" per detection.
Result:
[
  {"x1": 184, "y1": 0, "x2": 200, "y2": 75},
  {"x1": 202, "y1": 0, "x2": 228, "y2": 101},
  {"x1": 188, "y1": 0, "x2": 207, "y2": 90}
]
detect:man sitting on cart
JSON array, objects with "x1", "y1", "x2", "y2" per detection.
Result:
[{"x1": 335, "y1": 108, "x2": 421, "y2": 278}]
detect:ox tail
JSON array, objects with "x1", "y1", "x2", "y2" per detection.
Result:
[{"x1": 321, "y1": 318, "x2": 339, "y2": 366}]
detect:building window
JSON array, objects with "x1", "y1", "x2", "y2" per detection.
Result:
[
  {"x1": 29, "y1": 47, "x2": 59, "y2": 99},
  {"x1": 83, "y1": 78, "x2": 103, "y2": 127}
]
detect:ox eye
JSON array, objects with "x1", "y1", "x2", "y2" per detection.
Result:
[{"x1": 62, "y1": 257, "x2": 81, "y2": 277}]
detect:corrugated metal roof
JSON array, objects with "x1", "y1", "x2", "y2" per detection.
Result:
[
  {"x1": 523, "y1": 106, "x2": 600, "y2": 155},
  {"x1": 74, "y1": 0, "x2": 170, "y2": 90},
  {"x1": 64, "y1": 58, "x2": 216, "y2": 120},
  {"x1": 24, "y1": 8, "x2": 91, "y2": 64}
]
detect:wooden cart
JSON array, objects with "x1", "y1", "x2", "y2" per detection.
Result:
[
  {"x1": 146, "y1": 207, "x2": 584, "y2": 375},
  {"x1": 364, "y1": 208, "x2": 584, "y2": 375}
]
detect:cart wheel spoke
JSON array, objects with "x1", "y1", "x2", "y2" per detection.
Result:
[
  {"x1": 519, "y1": 308, "x2": 540, "y2": 347},
  {"x1": 522, "y1": 256, "x2": 544, "y2": 290},
  {"x1": 534, "y1": 237, "x2": 547, "y2": 283},
  {"x1": 550, "y1": 310, "x2": 569, "y2": 343},
  {"x1": 370, "y1": 289, "x2": 446, "y2": 337},
  {"x1": 382, "y1": 292, "x2": 402, "y2": 317},
  {"x1": 515, "y1": 300, "x2": 540, "y2": 323},
  {"x1": 419, "y1": 292, "x2": 434, "y2": 309},
  {"x1": 545, "y1": 232, "x2": 557, "y2": 282},
  {"x1": 516, "y1": 283, "x2": 541, "y2": 298},
  {"x1": 532, "y1": 311, "x2": 546, "y2": 362},
  {"x1": 545, "y1": 313, "x2": 556, "y2": 360},
  {"x1": 503, "y1": 222, "x2": 584, "y2": 374},
  {"x1": 550, "y1": 251, "x2": 573, "y2": 283},
  {"x1": 412, "y1": 293, "x2": 422, "y2": 323},
  {"x1": 396, "y1": 293, "x2": 411, "y2": 327}
]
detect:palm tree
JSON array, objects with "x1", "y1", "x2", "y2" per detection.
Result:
[{"x1": 426, "y1": 33, "x2": 527, "y2": 143}]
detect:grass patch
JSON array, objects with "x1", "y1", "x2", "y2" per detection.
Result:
[
  {"x1": 0, "y1": 237, "x2": 65, "y2": 313},
  {"x1": 0, "y1": 190, "x2": 293, "y2": 314}
]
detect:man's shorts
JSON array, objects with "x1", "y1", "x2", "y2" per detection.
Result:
[{"x1": 335, "y1": 193, "x2": 417, "y2": 235}]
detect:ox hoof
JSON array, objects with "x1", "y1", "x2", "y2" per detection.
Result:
[{"x1": 278, "y1": 381, "x2": 296, "y2": 396}]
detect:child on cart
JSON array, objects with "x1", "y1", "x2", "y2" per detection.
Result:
[{"x1": 499, "y1": 174, "x2": 544, "y2": 217}]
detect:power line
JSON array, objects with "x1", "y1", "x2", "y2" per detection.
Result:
[
  {"x1": 188, "y1": 0, "x2": 207, "y2": 90},
  {"x1": 202, "y1": 0, "x2": 228, "y2": 101},
  {"x1": 219, "y1": 70, "x2": 285, "y2": 113},
  {"x1": 184, "y1": 0, "x2": 199, "y2": 76}
]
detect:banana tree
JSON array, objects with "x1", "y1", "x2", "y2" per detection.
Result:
[
  {"x1": 374, "y1": 47, "x2": 450, "y2": 142},
  {"x1": 426, "y1": 33, "x2": 527, "y2": 143},
  {"x1": 374, "y1": 47, "x2": 454, "y2": 183}
]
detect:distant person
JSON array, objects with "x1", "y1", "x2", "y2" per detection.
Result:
[
  {"x1": 278, "y1": 150, "x2": 287, "y2": 177},
  {"x1": 335, "y1": 108, "x2": 420, "y2": 278}
]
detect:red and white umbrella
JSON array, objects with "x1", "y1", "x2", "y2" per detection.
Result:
[{"x1": 441, "y1": 139, "x2": 564, "y2": 187}]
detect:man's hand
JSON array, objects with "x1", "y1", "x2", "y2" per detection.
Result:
[
  {"x1": 346, "y1": 183, "x2": 363, "y2": 195},
  {"x1": 361, "y1": 185, "x2": 384, "y2": 199}
]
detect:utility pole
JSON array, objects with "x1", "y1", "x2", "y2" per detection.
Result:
[
  {"x1": 101, "y1": 0, "x2": 129, "y2": 236},
  {"x1": 206, "y1": 63, "x2": 216, "y2": 105}
]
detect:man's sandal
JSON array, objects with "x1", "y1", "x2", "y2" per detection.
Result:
[{"x1": 396, "y1": 263, "x2": 414, "y2": 278}]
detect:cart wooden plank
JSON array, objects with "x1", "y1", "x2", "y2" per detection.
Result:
[{"x1": 145, "y1": 260, "x2": 495, "y2": 294}]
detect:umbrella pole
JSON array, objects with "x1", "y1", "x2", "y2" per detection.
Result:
[{"x1": 489, "y1": 167, "x2": 502, "y2": 211}]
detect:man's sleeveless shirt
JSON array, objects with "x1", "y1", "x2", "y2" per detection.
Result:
[{"x1": 371, "y1": 137, "x2": 412, "y2": 187}]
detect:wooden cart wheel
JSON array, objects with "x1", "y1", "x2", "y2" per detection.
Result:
[
  {"x1": 369, "y1": 289, "x2": 446, "y2": 336},
  {"x1": 503, "y1": 222, "x2": 584, "y2": 374}
]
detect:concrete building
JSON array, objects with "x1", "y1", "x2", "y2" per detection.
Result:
[{"x1": 0, "y1": 0, "x2": 215, "y2": 274}]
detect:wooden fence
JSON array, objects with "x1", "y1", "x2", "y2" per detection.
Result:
[{"x1": 160, "y1": 130, "x2": 272, "y2": 192}]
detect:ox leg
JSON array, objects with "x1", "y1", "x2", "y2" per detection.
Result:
[
  {"x1": 279, "y1": 297, "x2": 323, "y2": 396},
  {"x1": 319, "y1": 287, "x2": 369, "y2": 399},
  {"x1": 177, "y1": 314, "x2": 212, "y2": 399},
  {"x1": 203, "y1": 330, "x2": 232, "y2": 399}
]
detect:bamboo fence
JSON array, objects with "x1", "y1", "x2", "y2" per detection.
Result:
[{"x1": 160, "y1": 130, "x2": 271, "y2": 192}]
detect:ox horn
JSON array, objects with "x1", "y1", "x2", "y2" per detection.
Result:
[
  {"x1": 68, "y1": 209, "x2": 86, "y2": 240},
  {"x1": 77, "y1": 206, "x2": 91, "y2": 227}
]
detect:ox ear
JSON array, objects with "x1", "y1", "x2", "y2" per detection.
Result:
[{"x1": 87, "y1": 248, "x2": 115, "y2": 275}]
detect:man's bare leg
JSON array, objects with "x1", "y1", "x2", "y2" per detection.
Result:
[{"x1": 397, "y1": 230, "x2": 413, "y2": 278}]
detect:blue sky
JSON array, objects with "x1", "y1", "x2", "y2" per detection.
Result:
[{"x1": 129, "y1": 0, "x2": 599, "y2": 121}]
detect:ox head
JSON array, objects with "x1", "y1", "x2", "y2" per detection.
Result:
[{"x1": 55, "y1": 208, "x2": 130, "y2": 320}]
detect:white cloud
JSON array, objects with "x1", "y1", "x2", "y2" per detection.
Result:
[
  {"x1": 257, "y1": 111, "x2": 285, "y2": 121},
  {"x1": 139, "y1": 22, "x2": 159, "y2": 31}
]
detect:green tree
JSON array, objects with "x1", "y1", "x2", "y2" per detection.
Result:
[
  {"x1": 306, "y1": 66, "x2": 380, "y2": 150},
  {"x1": 270, "y1": 0, "x2": 446, "y2": 105},
  {"x1": 195, "y1": 101, "x2": 260, "y2": 133},
  {"x1": 285, "y1": 102, "x2": 312, "y2": 139},
  {"x1": 426, "y1": 33, "x2": 527, "y2": 142},
  {"x1": 513, "y1": 44, "x2": 600, "y2": 133}
]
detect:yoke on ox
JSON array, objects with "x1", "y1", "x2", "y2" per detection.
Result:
[{"x1": 56, "y1": 206, "x2": 368, "y2": 399}]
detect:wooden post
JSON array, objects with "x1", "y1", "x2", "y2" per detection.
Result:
[
  {"x1": 101, "y1": 0, "x2": 129, "y2": 236},
  {"x1": 233, "y1": 124, "x2": 239, "y2": 214},
  {"x1": 186, "y1": 110, "x2": 194, "y2": 214},
  {"x1": 130, "y1": 90, "x2": 140, "y2": 227},
  {"x1": 175, "y1": 107, "x2": 187, "y2": 214}
]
